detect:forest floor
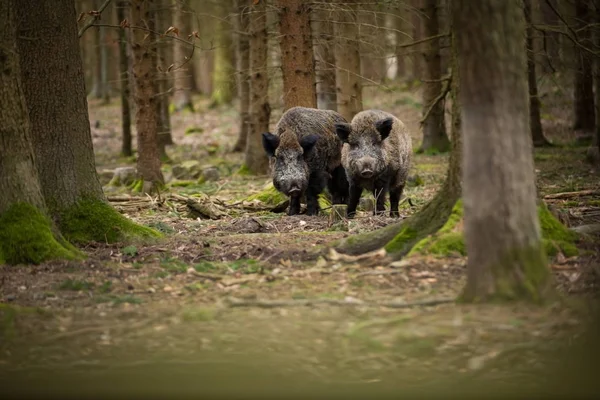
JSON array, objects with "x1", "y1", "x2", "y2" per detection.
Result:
[{"x1": 2, "y1": 81, "x2": 600, "y2": 398}]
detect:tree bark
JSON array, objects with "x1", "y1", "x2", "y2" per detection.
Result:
[
  {"x1": 172, "y1": 0, "x2": 195, "y2": 111},
  {"x1": 117, "y1": 0, "x2": 133, "y2": 157},
  {"x1": 333, "y1": 0, "x2": 363, "y2": 122},
  {"x1": 524, "y1": 0, "x2": 551, "y2": 147},
  {"x1": 312, "y1": 8, "x2": 337, "y2": 111},
  {"x1": 244, "y1": 0, "x2": 270, "y2": 174},
  {"x1": 0, "y1": 0, "x2": 46, "y2": 215},
  {"x1": 277, "y1": 0, "x2": 317, "y2": 110},
  {"x1": 16, "y1": 0, "x2": 106, "y2": 210},
  {"x1": 211, "y1": 2, "x2": 235, "y2": 106},
  {"x1": 590, "y1": 0, "x2": 600, "y2": 163},
  {"x1": 419, "y1": 0, "x2": 450, "y2": 153},
  {"x1": 453, "y1": 0, "x2": 552, "y2": 302},
  {"x1": 130, "y1": 0, "x2": 164, "y2": 191},
  {"x1": 233, "y1": 0, "x2": 250, "y2": 152},
  {"x1": 99, "y1": 23, "x2": 111, "y2": 104},
  {"x1": 573, "y1": 0, "x2": 595, "y2": 132}
]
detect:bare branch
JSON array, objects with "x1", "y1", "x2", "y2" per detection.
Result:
[
  {"x1": 420, "y1": 71, "x2": 452, "y2": 126},
  {"x1": 77, "y1": 0, "x2": 113, "y2": 38}
]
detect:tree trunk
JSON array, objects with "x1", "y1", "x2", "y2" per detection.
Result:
[
  {"x1": 524, "y1": 0, "x2": 550, "y2": 147},
  {"x1": 172, "y1": 0, "x2": 195, "y2": 112},
  {"x1": 244, "y1": 0, "x2": 270, "y2": 174},
  {"x1": 312, "y1": 8, "x2": 337, "y2": 111},
  {"x1": 233, "y1": 0, "x2": 250, "y2": 152},
  {"x1": 393, "y1": 6, "x2": 406, "y2": 80},
  {"x1": 117, "y1": 0, "x2": 133, "y2": 157},
  {"x1": 590, "y1": 0, "x2": 600, "y2": 163},
  {"x1": 277, "y1": 0, "x2": 317, "y2": 110},
  {"x1": 211, "y1": 3, "x2": 235, "y2": 106},
  {"x1": 453, "y1": 0, "x2": 552, "y2": 302},
  {"x1": 573, "y1": 0, "x2": 595, "y2": 133},
  {"x1": 154, "y1": 0, "x2": 173, "y2": 161},
  {"x1": 410, "y1": 0, "x2": 423, "y2": 81},
  {"x1": 130, "y1": 0, "x2": 164, "y2": 191},
  {"x1": 334, "y1": 0, "x2": 363, "y2": 122},
  {"x1": 540, "y1": 0, "x2": 561, "y2": 73},
  {"x1": 16, "y1": 0, "x2": 105, "y2": 210},
  {"x1": 0, "y1": 0, "x2": 79, "y2": 265},
  {"x1": 100, "y1": 24, "x2": 111, "y2": 104},
  {"x1": 419, "y1": 0, "x2": 450, "y2": 153}
]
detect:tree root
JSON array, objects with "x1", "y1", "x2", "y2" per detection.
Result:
[{"x1": 224, "y1": 296, "x2": 454, "y2": 309}]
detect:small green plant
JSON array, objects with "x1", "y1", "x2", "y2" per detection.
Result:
[
  {"x1": 99, "y1": 281, "x2": 113, "y2": 293},
  {"x1": 160, "y1": 256, "x2": 188, "y2": 273},
  {"x1": 122, "y1": 245, "x2": 138, "y2": 257},
  {"x1": 146, "y1": 221, "x2": 175, "y2": 234},
  {"x1": 58, "y1": 279, "x2": 94, "y2": 291},
  {"x1": 228, "y1": 258, "x2": 261, "y2": 274},
  {"x1": 194, "y1": 261, "x2": 218, "y2": 273}
]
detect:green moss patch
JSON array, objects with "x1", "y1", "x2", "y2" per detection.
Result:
[
  {"x1": 59, "y1": 198, "x2": 161, "y2": 245},
  {"x1": 246, "y1": 184, "x2": 287, "y2": 205},
  {"x1": 0, "y1": 203, "x2": 81, "y2": 265},
  {"x1": 407, "y1": 200, "x2": 465, "y2": 257},
  {"x1": 384, "y1": 226, "x2": 419, "y2": 254},
  {"x1": 538, "y1": 202, "x2": 579, "y2": 256}
]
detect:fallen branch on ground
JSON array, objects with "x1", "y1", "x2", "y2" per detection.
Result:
[
  {"x1": 224, "y1": 296, "x2": 454, "y2": 309},
  {"x1": 544, "y1": 189, "x2": 600, "y2": 200}
]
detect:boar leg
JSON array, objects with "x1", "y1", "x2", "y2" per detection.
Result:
[
  {"x1": 306, "y1": 172, "x2": 327, "y2": 216},
  {"x1": 289, "y1": 195, "x2": 301, "y2": 215},
  {"x1": 347, "y1": 183, "x2": 363, "y2": 218},
  {"x1": 389, "y1": 185, "x2": 403, "y2": 218},
  {"x1": 328, "y1": 165, "x2": 349, "y2": 205},
  {"x1": 373, "y1": 181, "x2": 389, "y2": 216}
]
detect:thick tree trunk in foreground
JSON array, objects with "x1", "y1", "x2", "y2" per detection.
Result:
[
  {"x1": 117, "y1": 0, "x2": 133, "y2": 157},
  {"x1": 454, "y1": 0, "x2": 552, "y2": 302},
  {"x1": 277, "y1": 0, "x2": 317, "y2": 110},
  {"x1": 312, "y1": 9, "x2": 337, "y2": 111},
  {"x1": 0, "y1": 0, "x2": 78, "y2": 265},
  {"x1": 524, "y1": 0, "x2": 551, "y2": 147},
  {"x1": 16, "y1": 0, "x2": 105, "y2": 209},
  {"x1": 172, "y1": 0, "x2": 195, "y2": 112},
  {"x1": 573, "y1": 0, "x2": 595, "y2": 132},
  {"x1": 334, "y1": 0, "x2": 363, "y2": 121},
  {"x1": 419, "y1": 0, "x2": 450, "y2": 153},
  {"x1": 244, "y1": 0, "x2": 270, "y2": 174},
  {"x1": 233, "y1": 0, "x2": 250, "y2": 152},
  {"x1": 130, "y1": 0, "x2": 164, "y2": 191}
]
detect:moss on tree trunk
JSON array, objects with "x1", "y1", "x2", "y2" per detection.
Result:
[{"x1": 0, "y1": 204, "x2": 81, "y2": 265}]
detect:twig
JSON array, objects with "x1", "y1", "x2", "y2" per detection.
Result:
[
  {"x1": 187, "y1": 271, "x2": 224, "y2": 281},
  {"x1": 224, "y1": 296, "x2": 455, "y2": 309},
  {"x1": 396, "y1": 32, "x2": 449, "y2": 50},
  {"x1": 420, "y1": 71, "x2": 452, "y2": 126},
  {"x1": 544, "y1": 189, "x2": 600, "y2": 199},
  {"x1": 77, "y1": 0, "x2": 113, "y2": 38},
  {"x1": 355, "y1": 270, "x2": 404, "y2": 278}
]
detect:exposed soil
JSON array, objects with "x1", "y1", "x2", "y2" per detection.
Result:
[{"x1": 1, "y1": 83, "x2": 600, "y2": 398}]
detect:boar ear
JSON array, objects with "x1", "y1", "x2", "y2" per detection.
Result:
[
  {"x1": 262, "y1": 132, "x2": 280, "y2": 157},
  {"x1": 375, "y1": 117, "x2": 394, "y2": 140},
  {"x1": 335, "y1": 123, "x2": 351, "y2": 143},
  {"x1": 300, "y1": 134, "x2": 319, "y2": 155}
]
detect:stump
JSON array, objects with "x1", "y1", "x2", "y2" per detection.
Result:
[
  {"x1": 329, "y1": 204, "x2": 348, "y2": 224},
  {"x1": 359, "y1": 198, "x2": 375, "y2": 212}
]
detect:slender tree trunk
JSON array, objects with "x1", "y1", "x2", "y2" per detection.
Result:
[
  {"x1": 419, "y1": 0, "x2": 450, "y2": 153},
  {"x1": 244, "y1": 0, "x2": 270, "y2": 174},
  {"x1": 573, "y1": 0, "x2": 595, "y2": 132},
  {"x1": 410, "y1": 0, "x2": 423, "y2": 81},
  {"x1": 130, "y1": 0, "x2": 164, "y2": 191},
  {"x1": 334, "y1": 0, "x2": 363, "y2": 122},
  {"x1": 172, "y1": 0, "x2": 195, "y2": 111},
  {"x1": 453, "y1": 0, "x2": 552, "y2": 302},
  {"x1": 154, "y1": 0, "x2": 173, "y2": 161},
  {"x1": 589, "y1": 0, "x2": 600, "y2": 163},
  {"x1": 211, "y1": 2, "x2": 235, "y2": 106},
  {"x1": 117, "y1": 0, "x2": 132, "y2": 157},
  {"x1": 312, "y1": 8, "x2": 337, "y2": 111},
  {"x1": 100, "y1": 24, "x2": 111, "y2": 104},
  {"x1": 92, "y1": 8, "x2": 103, "y2": 98},
  {"x1": 233, "y1": 0, "x2": 250, "y2": 152},
  {"x1": 524, "y1": 0, "x2": 550, "y2": 147},
  {"x1": 277, "y1": 0, "x2": 317, "y2": 110},
  {"x1": 16, "y1": 0, "x2": 105, "y2": 210},
  {"x1": 540, "y1": 0, "x2": 561, "y2": 73},
  {"x1": 394, "y1": 4, "x2": 408, "y2": 80}
]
